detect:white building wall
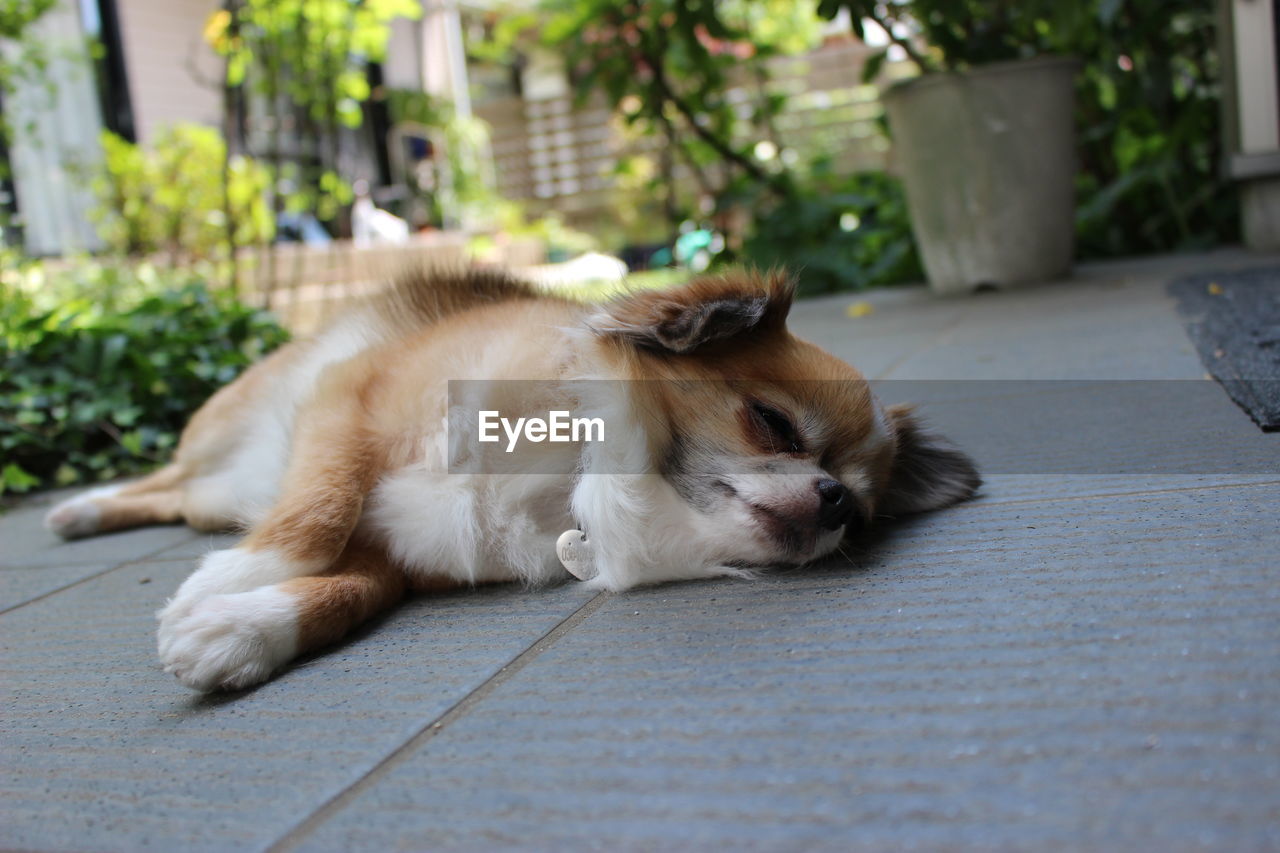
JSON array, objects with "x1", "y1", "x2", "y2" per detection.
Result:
[
  {"x1": 114, "y1": 0, "x2": 223, "y2": 142},
  {"x1": 1228, "y1": 0, "x2": 1280, "y2": 250},
  {"x1": 384, "y1": 16, "x2": 424, "y2": 90},
  {"x1": 5, "y1": 0, "x2": 104, "y2": 255},
  {"x1": 383, "y1": 2, "x2": 470, "y2": 112}
]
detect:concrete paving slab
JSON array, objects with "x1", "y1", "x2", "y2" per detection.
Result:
[
  {"x1": 872, "y1": 379, "x2": 1280, "y2": 477},
  {"x1": 1, "y1": 523, "x2": 198, "y2": 569},
  {"x1": 0, "y1": 562, "x2": 119, "y2": 612},
  {"x1": 0, "y1": 491, "x2": 198, "y2": 568},
  {"x1": 0, "y1": 559, "x2": 596, "y2": 852},
  {"x1": 881, "y1": 279, "x2": 1209, "y2": 380},
  {"x1": 794, "y1": 253, "x2": 1280, "y2": 382},
  {"x1": 790, "y1": 287, "x2": 967, "y2": 379},
  {"x1": 974, "y1": 473, "x2": 1280, "y2": 505},
  {"x1": 789, "y1": 275, "x2": 966, "y2": 341},
  {"x1": 141, "y1": 532, "x2": 240, "y2": 562},
  {"x1": 290, "y1": 484, "x2": 1280, "y2": 851},
  {"x1": 3, "y1": 251, "x2": 1278, "y2": 851}
]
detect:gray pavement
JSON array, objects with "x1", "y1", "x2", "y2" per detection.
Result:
[{"x1": 4, "y1": 251, "x2": 1279, "y2": 851}]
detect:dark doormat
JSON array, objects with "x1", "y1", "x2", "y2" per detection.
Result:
[{"x1": 1169, "y1": 268, "x2": 1280, "y2": 431}]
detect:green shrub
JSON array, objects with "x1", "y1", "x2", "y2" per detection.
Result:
[
  {"x1": 741, "y1": 169, "x2": 922, "y2": 296},
  {"x1": 819, "y1": 0, "x2": 1237, "y2": 258},
  {"x1": 91, "y1": 124, "x2": 274, "y2": 261},
  {"x1": 0, "y1": 264, "x2": 288, "y2": 495}
]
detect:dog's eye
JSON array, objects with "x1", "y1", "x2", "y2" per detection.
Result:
[{"x1": 750, "y1": 402, "x2": 804, "y2": 454}]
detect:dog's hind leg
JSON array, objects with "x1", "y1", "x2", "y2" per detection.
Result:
[
  {"x1": 78, "y1": 490, "x2": 185, "y2": 534},
  {"x1": 159, "y1": 541, "x2": 409, "y2": 691},
  {"x1": 44, "y1": 464, "x2": 188, "y2": 539}
]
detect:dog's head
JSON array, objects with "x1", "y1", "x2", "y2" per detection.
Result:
[{"x1": 589, "y1": 269, "x2": 980, "y2": 568}]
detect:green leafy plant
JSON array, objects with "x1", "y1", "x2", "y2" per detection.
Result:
[
  {"x1": 91, "y1": 124, "x2": 274, "y2": 263},
  {"x1": 819, "y1": 0, "x2": 1237, "y2": 257},
  {"x1": 205, "y1": 0, "x2": 422, "y2": 224},
  {"x1": 817, "y1": 0, "x2": 1089, "y2": 74},
  {"x1": 0, "y1": 260, "x2": 288, "y2": 495},
  {"x1": 538, "y1": 0, "x2": 821, "y2": 228},
  {"x1": 0, "y1": 0, "x2": 55, "y2": 244},
  {"x1": 1068, "y1": 0, "x2": 1233, "y2": 255},
  {"x1": 742, "y1": 167, "x2": 921, "y2": 296}
]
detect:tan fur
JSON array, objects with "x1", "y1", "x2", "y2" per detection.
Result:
[
  {"x1": 84, "y1": 269, "x2": 573, "y2": 540},
  {"x1": 90, "y1": 272, "x2": 863, "y2": 610},
  {"x1": 75, "y1": 466, "x2": 187, "y2": 535},
  {"x1": 94, "y1": 490, "x2": 185, "y2": 531},
  {"x1": 175, "y1": 341, "x2": 314, "y2": 525},
  {"x1": 93, "y1": 271, "x2": 585, "y2": 659},
  {"x1": 598, "y1": 274, "x2": 896, "y2": 514},
  {"x1": 242, "y1": 358, "x2": 388, "y2": 565},
  {"x1": 52, "y1": 266, "x2": 979, "y2": 690},
  {"x1": 368, "y1": 266, "x2": 544, "y2": 335},
  {"x1": 283, "y1": 541, "x2": 407, "y2": 652}
]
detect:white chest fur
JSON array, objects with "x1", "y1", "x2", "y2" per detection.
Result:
[{"x1": 363, "y1": 464, "x2": 573, "y2": 585}]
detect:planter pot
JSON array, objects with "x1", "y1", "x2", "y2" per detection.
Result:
[{"x1": 883, "y1": 56, "x2": 1081, "y2": 295}]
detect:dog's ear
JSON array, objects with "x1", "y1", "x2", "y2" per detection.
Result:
[
  {"x1": 879, "y1": 404, "x2": 981, "y2": 516},
  {"x1": 589, "y1": 269, "x2": 794, "y2": 354}
]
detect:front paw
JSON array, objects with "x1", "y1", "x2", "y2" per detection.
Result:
[
  {"x1": 158, "y1": 587, "x2": 299, "y2": 691},
  {"x1": 157, "y1": 547, "x2": 302, "y2": 643}
]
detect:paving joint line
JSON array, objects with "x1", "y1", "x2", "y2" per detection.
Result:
[
  {"x1": 0, "y1": 557, "x2": 117, "y2": 570},
  {"x1": 951, "y1": 478, "x2": 1280, "y2": 511},
  {"x1": 0, "y1": 534, "x2": 203, "y2": 616},
  {"x1": 265, "y1": 589, "x2": 612, "y2": 853}
]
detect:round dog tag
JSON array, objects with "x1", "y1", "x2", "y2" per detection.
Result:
[{"x1": 556, "y1": 529, "x2": 597, "y2": 581}]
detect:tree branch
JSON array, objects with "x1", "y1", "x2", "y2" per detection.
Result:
[
  {"x1": 650, "y1": 99, "x2": 715, "y2": 199},
  {"x1": 866, "y1": 8, "x2": 938, "y2": 74},
  {"x1": 645, "y1": 46, "x2": 787, "y2": 198}
]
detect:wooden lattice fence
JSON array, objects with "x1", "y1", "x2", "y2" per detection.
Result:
[{"x1": 475, "y1": 39, "x2": 903, "y2": 230}]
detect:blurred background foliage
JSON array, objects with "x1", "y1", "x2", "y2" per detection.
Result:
[
  {"x1": 0, "y1": 0, "x2": 56, "y2": 141},
  {"x1": 3, "y1": 0, "x2": 1239, "y2": 294},
  {"x1": 542, "y1": 0, "x2": 820, "y2": 203},
  {"x1": 383, "y1": 88, "x2": 503, "y2": 227},
  {"x1": 742, "y1": 167, "x2": 922, "y2": 294},
  {"x1": 1065, "y1": 1, "x2": 1231, "y2": 256},
  {"x1": 0, "y1": 0, "x2": 1247, "y2": 493},
  {"x1": 817, "y1": 0, "x2": 1234, "y2": 259},
  {"x1": 518, "y1": 0, "x2": 1236, "y2": 291},
  {"x1": 204, "y1": 0, "x2": 422, "y2": 225},
  {"x1": 91, "y1": 125, "x2": 274, "y2": 263},
  {"x1": 0, "y1": 255, "x2": 288, "y2": 495}
]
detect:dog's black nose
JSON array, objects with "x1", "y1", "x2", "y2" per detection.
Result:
[{"x1": 816, "y1": 479, "x2": 854, "y2": 530}]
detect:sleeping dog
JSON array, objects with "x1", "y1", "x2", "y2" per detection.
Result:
[{"x1": 45, "y1": 268, "x2": 979, "y2": 691}]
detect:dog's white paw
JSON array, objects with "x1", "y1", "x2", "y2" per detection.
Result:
[
  {"x1": 44, "y1": 500, "x2": 101, "y2": 539},
  {"x1": 44, "y1": 485, "x2": 120, "y2": 539},
  {"x1": 158, "y1": 587, "x2": 299, "y2": 692},
  {"x1": 157, "y1": 547, "x2": 307, "y2": 649},
  {"x1": 157, "y1": 548, "x2": 243, "y2": 646}
]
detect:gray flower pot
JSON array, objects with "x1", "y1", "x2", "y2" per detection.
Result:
[{"x1": 883, "y1": 56, "x2": 1081, "y2": 295}]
